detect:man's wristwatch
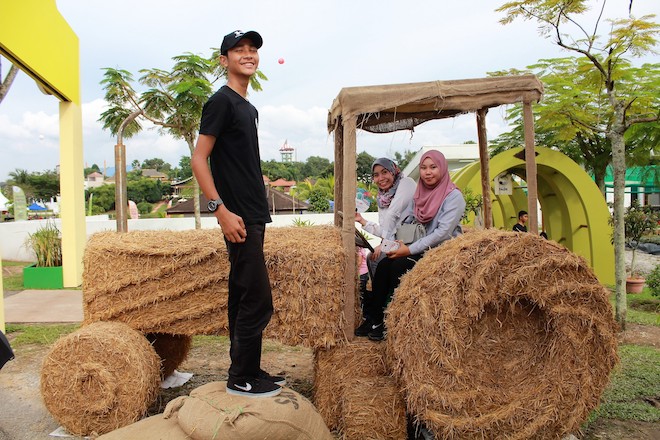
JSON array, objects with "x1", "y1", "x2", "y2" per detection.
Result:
[{"x1": 207, "y1": 198, "x2": 224, "y2": 213}]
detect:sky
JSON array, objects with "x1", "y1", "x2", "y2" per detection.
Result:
[{"x1": 1, "y1": 0, "x2": 658, "y2": 181}]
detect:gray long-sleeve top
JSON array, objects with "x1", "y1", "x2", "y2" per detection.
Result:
[{"x1": 400, "y1": 188, "x2": 466, "y2": 256}]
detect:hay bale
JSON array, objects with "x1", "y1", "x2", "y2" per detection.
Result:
[
  {"x1": 41, "y1": 321, "x2": 161, "y2": 436},
  {"x1": 82, "y1": 226, "x2": 349, "y2": 349},
  {"x1": 341, "y1": 376, "x2": 407, "y2": 440},
  {"x1": 145, "y1": 333, "x2": 191, "y2": 378},
  {"x1": 386, "y1": 229, "x2": 619, "y2": 439},
  {"x1": 314, "y1": 340, "x2": 388, "y2": 430}
]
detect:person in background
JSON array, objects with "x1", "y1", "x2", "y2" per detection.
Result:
[
  {"x1": 191, "y1": 29, "x2": 284, "y2": 398},
  {"x1": 513, "y1": 210, "x2": 528, "y2": 232},
  {"x1": 358, "y1": 150, "x2": 465, "y2": 341}
]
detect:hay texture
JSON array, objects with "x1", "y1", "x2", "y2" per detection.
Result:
[
  {"x1": 386, "y1": 229, "x2": 619, "y2": 439},
  {"x1": 82, "y1": 226, "x2": 348, "y2": 349},
  {"x1": 341, "y1": 376, "x2": 407, "y2": 440},
  {"x1": 41, "y1": 322, "x2": 161, "y2": 436},
  {"x1": 314, "y1": 340, "x2": 388, "y2": 431},
  {"x1": 145, "y1": 333, "x2": 191, "y2": 378}
]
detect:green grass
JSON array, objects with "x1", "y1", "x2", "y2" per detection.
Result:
[
  {"x1": 2, "y1": 260, "x2": 31, "y2": 291},
  {"x1": 5, "y1": 323, "x2": 79, "y2": 346},
  {"x1": 587, "y1": 344, "x2": 660, "y2": 425},
  {"x1": 609, "y1": 289, "x2": 660, "y2": 326}
]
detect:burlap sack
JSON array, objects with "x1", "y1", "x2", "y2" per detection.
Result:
[
  {"x1": 96, "y1": 414, "x2": 188, "y2": 440},
  {"x1": 164, "y1": 381, "x2": 333, "y2": 440}
]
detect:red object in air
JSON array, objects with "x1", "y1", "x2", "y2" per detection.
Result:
[{"x1": 278, "y1": 58, "x2": 285, "y2": 64}]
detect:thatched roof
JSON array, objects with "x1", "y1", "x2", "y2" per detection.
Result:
[{"x1": 328, "y1": 75, "x2": 543, "y2": 134}]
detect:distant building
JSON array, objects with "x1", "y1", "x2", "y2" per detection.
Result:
[
  {"x1": 85, "y1": 171, "x2": 106, "y2": 190},
  {"x1": 140, "y1": 168, "x2": 168, "y2": 181},
  {"x1": 280, "y1": 140, "x2": 295, "y2": 163},
  {"x1": 269, "y1": 178, "x2": 296, "y2": 194}
]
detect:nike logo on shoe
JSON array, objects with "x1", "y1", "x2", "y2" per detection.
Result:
[
  {"x1": 371, "y1": 323, "x2": 383, "y2": 330},
  {"x1": 234, "y1": 382, "x2": 252, "y2": 391}
]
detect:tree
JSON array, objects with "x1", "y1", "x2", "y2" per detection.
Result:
[
  {"x1": 307, "y1": 189, "x2": 331, "y2": 213},
  {"x1": 171, "y1": 155, "x2": 193, "y2": 181},
  {"x1": 99, "y1": 51, "x2": 266, "y2": 229},
  {"x1": 141, "y1": 158, "x2": 171, "y2": 173},
  {"x1": 393, "y1": 148, "x2": 418, "y2": 171},
  {"x1": 301, "y1": 156, "x2": 333, "y2": 179},
  {"x1": 356, "y1": 151, "x2": 375, "y2": 183},
  {"x1": 0, "y1": 57, "x2": 19, "y2": 104},
  {"x1": 490, "y1": 58, "x2": 659, "y2": 194},
  {"x1": 497, "y1": 0, "x2": 660, "y2": 328}
]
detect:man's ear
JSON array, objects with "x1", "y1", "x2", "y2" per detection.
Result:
[{"x1": 219, "y1": 55, "x2": 229, "y2": 68}]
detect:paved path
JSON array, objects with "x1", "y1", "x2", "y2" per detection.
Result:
[{"x1": 3, "y1": 289, "x2": 82, "y2": 323}]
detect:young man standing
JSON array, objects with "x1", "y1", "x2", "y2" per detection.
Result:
[
  {"x1": 512, "y1": 210, "x2": 528, "y2": 232},
  {"x1": 191, "y1": 30, "x2": 284, "y2": 398}
]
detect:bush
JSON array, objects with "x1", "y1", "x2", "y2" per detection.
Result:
[
  {"x1": 24, "y1": 221, "x2": 62, "y2": 267},
  {"x1": 137, "y1": 201, "x2": 153, "y2": 215},
  {"x1": 646, "y1": 265, "x2": 660, "y2": 298}
]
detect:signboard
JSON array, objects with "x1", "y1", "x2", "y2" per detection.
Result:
[
  {"x1": 12, "y1": 186, "x2": 27, "y2": 221},
  {"x1": 494, "y1": 173, "x2": 513, "y2": 196}
]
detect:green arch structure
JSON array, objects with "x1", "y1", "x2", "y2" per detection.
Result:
[{"x1": 453, "y1": 147, "x2": 614, "y2": 286}]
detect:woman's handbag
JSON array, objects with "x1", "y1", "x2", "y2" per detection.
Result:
[{"x1": 395, "y1": 217, "x2": 426, "y2": 245}]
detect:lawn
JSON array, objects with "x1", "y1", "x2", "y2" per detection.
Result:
[{"x1": 2, "y1": 260, "x2": 30, "y2": 291}]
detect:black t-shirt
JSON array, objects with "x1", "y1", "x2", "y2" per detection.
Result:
[
  {"x1": 512, "y1": 223, "x2": 527, "y2": 232},
  {"x1": 199, "y1": 86, "x2": 271, "y2": 225}
]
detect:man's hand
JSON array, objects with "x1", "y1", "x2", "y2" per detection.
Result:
[
  {"x1": 386, "y1": 241, "x2": 410, "y2": 258},
  {"x1": 215, "y1": 206, "x2": 246, "y2": 243},
  {"x1": 370, "y1": 244, "x2": 382, "y2": 261}
]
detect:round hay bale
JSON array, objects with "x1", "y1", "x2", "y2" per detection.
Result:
[
  {"x1": 313, "y1": 340, "x2": 388, "y2": 430},
  {"x1": 386, "y1": 229, "x2": 619, "y2": 440},
  {"x1": 41, "y1": 321, "x2": 161, "y2": 436},
  {"x1": 146, "y1": 333, "x2": 192, "y2": 378},
  {"x1": 341, "y1": 376, "x2": 407, "y2": 440}
]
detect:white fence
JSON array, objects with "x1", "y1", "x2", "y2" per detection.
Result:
[{"x1": 0, "y1": 212, "x2": 380, "y2": 262}]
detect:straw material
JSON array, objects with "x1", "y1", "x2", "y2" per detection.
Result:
[
  {"x1": 145, "y1": 333, "x2": 191, "y2": 378},
  {"x1": 41, "y1": 322, "x2": 161, "y2": 436},
  {"x1": 82, "y1": 226, "x2": 348, "y2": 349},
  {"x1": 313, "y1": 340, "x2": 388, "y2": 430},
  {"x1": 341, "y1": 376, "x2": 407, "y2": 440},
  {"x1": 385, "y1": 229, "x2": 619, "y2": 439}
]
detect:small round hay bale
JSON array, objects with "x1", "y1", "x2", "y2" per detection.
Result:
[
  {"x1": 314, "y1": 340, "x2": 388, "y2": 430},
  {"x1": 41, "y1": 321, "x2": 161, "y2": 436},
  {"x1": 341, "y1": 376, "x2": 407, "y2": 440},
  {"x1": 146, "y1": 333, "x2": 192, "y2": 378},
  {"x1": 386, "y1": 229, "x2": 619, "y2": 440}
]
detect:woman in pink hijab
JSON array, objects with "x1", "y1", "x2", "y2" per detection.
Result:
[{"x1": 356, "y1": 150, "x2": 465, "y2": 341}]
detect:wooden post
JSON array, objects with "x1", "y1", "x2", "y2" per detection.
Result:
[
  {"x1": 333, "y1": 120, "x2": 344, "y2": 227},
  {"x1": 523, "y1": 101, "x2": 538, "y2": 234},
  {"x1": 476, "y1": 108, "x2": 492, "y2": 229},
  {"x1": 342, "y1": 116, "x2": 357, "y2": 341}
]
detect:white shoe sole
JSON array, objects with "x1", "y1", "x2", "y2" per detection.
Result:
[{"x1": 225, "y1": 385, "x2": 282, "y2": 398}]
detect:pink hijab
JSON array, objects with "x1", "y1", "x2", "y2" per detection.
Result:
[{"x1": 414, "y1": 150, "x2": 457, "y2": 224}]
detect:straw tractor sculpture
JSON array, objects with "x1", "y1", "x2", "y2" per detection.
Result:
[{"x1": 40, "y1": 226, "x2": 619, "y2": 439}]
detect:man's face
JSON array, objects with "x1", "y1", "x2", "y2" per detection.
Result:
[
  {"x1": 521, "y1": 214, "x2": 529, "y2": 224},
  {"x1": 221, "y1": 38, "x2": 259, "y2": 77}
]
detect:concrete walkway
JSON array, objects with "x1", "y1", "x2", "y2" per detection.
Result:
[{"x1": 3, "y1": 289, "x2": 83, "y2": 323}]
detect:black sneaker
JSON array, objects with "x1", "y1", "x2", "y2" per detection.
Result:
[
  {"x1": 226, "y1": 378, "x2": 282, "y2": 398},
  {"x1": 258, "y1": 369, "x2": 286, "y2": 386},
  {"x1": 354, "y1": 319, "x2": 374, "y2": 337},
  {"x1": 368, "y1": 322, "x2": 385, "y2": 341}
]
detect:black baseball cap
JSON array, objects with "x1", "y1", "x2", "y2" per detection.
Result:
[{"x1": 220, "y1": 30, "x2": 263, "y2": 55}]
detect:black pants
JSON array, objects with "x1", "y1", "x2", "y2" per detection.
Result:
[
  {"x1": 368, "y1": 254, "x2": 423, "y2": 324},
  {"x1": 225, "y1": 224, "x2": 273, "y2": 381}
]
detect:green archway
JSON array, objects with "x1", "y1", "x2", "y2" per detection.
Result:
[{"x1": 453, "y1": 147, "x2": 614, "y2": 285}]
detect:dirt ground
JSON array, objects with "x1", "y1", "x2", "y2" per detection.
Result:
[{"x1": 0, "y1": 324, "x2": 658, "y2": 440}]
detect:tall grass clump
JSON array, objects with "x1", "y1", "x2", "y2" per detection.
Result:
[{"x1": 25, "y1": 221, "x2": 62, "y2": 267}]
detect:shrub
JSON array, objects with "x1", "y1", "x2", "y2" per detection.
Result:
[
  {"x1": 24, "y1": 221, "x2": 62, "y2": 267},
  {"x1": 646, "y1": 265, "x2": 660, "y2": 298}
]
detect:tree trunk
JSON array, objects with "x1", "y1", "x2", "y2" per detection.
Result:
[
  {"x1": 187, "y1": 140, "x2": 202, "y2": 230},
  {"x1": 0, "y1": 63, "x2": 20, "y2": 104},
  {"x1": 610, "y1": 99, "x2": 627, "y2": 329}
]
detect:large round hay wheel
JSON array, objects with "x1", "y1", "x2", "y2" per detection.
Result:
[
  {"x1": 145, "y1": 333, "x2": 192, "y2": 379},
  {"x1": 41, "y1": 321, "x2": 161, "y2": 436},
  {"x1": 386, "y1": 230, "x2": 619, "y2": 440}
]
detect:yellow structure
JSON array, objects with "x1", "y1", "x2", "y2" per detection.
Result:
[
  {"x1": 0, "y1": 0, "x2": 86, "y2": 330},
  {"x1": 454, "y1": 147, "x2": 615, "y2": 285}
]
